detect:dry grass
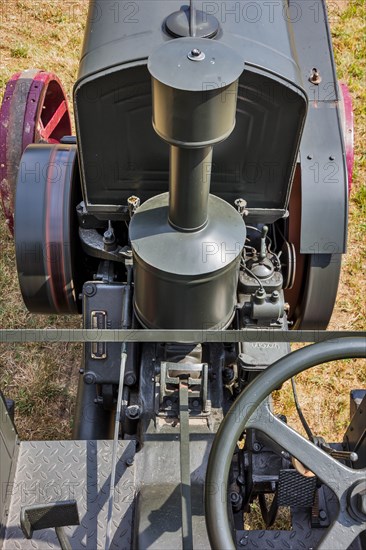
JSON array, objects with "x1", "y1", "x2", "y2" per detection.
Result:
[
  {"x1": 273, "y1": 0, "x2": 366, "y2": 444},
  {"x1": 0, "y1": 0, "x2": 365, "y2": 445},
  {"x1": 0, "y1": 0, "x2": 87, "y2": 438}
]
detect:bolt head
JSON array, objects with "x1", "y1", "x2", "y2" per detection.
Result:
[
  {"x1": 84, "y1": 284, "x2": 96, "y2": 297},
  {"x1": 103, "y1": 229, "x2": 115, "y2": 243},
  {"x1": 126, "y1": 405, "x2": 140, "y2": 419},
  {"x1": 309, "y1": 68, "x2": 322, "y2": 84},
  {"x1": 83, "y1": 372, "x2": 96, "y2": 385},
  {"x1": 230, "y1": 491, "x2": 240, "y2": 504},
  {"x1": 125, "y1": 374, "x2": 136, "y2": 386}
]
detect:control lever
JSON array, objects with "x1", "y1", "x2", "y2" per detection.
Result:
[
  {"x1": 320, "y1": 442, "x2": 358, "y2": 462},
  {"x1": 313, "y1": 436, "x2": 358, "y2": 462},
  {"x1": 293, "y1": 437, "x2": 359, "y2": 478}
]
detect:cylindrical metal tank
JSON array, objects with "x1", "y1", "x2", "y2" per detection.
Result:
[
  {"x1": 129, "y1": 193, "x2": 245, "y2": 329},
  {"x1": 149, "y1": 38, "x2": 242, "y2": 148}
]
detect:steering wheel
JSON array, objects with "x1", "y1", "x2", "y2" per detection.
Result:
[{"x1": 205, "y1": 337, "x2": 366, "y2": 550}]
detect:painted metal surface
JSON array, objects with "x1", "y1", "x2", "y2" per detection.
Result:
[
  {"x1": 148, "y1": 37, "x2": 244, "y2": 96},
  {"x1": 284, "y1": 167, "x2": 342, "y2": 329},
  {"x1": 299, "y1": 103, "x2": 348, "y2": 254},
  {"x1": 165, "y1": 3, "x2": 219, "y2": 38},
  {"x1": 0, "y1": 393, "x2": 18, "y2": 542},
  {"x1": 129, "y1": 36, "x2": 246, "y2": 330},
  {"x1": 75, "y1": 0, "x2": 348, "y2": 253},
  {"x1": 74, "y1": 1, "x2": 307, "y2": 221},
  {"x1": 1, "y1": 329, "x2": 365, "y2": 344},
  {"x1": 77, "y1": 1, "x2": 303, "y2": 83},
  {"x1": 14, "y1": 145, "x2": 81, "y2": 314},
  {"x1": 134, "y1": 438, "x2": 214, "y2": 549},
  {"x1": 290, "y1": 0, "x2": 348, "y2": 254},
  {"x1": 148, "y1": 37, "x2": 243, "y2": 229},
  {"x1": 0, "y1": 70, "x2": 71, "y2": 234},
  {"x1": 130, "y1": 193, "x2": 245, "y2": 329},
  {"x1": 82, "y1": 282, "x2": 129, "y2": 384},
  {"x1": 294, "y1": 253, "x2": 342, "y2": 330}
]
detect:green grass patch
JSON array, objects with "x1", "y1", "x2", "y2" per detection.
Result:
[
  {"x1": 353, "y1": 184, "x2": 366, "y2": 212},
  {"x1": 16, "y1": 388, "x2": 35, "y2": 415},
  {"x1": 10, "y1": 44, "x2": 28, "y2": 58}
]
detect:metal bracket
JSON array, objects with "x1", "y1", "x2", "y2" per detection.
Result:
[
  {"x1": 158, "y1": 362, "x2": 209, "y2": 415},
  {"x1": 79, "y1": 227, "x2": 132, "y2": 263}
]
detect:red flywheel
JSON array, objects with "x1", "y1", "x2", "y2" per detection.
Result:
[{"x1": 0, "y1": 69, "x2": 71, "y2": 234}]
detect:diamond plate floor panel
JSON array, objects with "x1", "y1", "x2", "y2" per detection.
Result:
[{"x1": 3, "y1": 440, "x2": 136, "y2": 550}]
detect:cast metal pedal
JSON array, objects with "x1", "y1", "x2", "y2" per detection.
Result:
[{"x1": 20, "y1": 500, "x2": 79, "y2": 550}]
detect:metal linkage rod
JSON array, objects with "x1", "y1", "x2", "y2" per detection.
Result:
[
  {"x1": 105, "y1": 347, "x2": 128, "y2": 550},
  {"x1": 105, "y1": 264, "x2": 133, "y2": 549},
  {"x1": 1, "y1": 329, "x2": 365, "y2": 344},
  {"x1": 179, "y1": 381, "x2": 193, "y2": 549}
]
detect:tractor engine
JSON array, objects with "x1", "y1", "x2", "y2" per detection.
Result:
[{"x1": 0, "y1": 2, "x2": 364, "y2": 550}]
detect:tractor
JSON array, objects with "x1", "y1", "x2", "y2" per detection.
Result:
[{"x1": 0, "y1": 1, "x2": 365, "y2": 549}]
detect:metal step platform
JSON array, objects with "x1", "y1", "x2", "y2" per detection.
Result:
[{"x1": 2, "y1": 440, "x2": 136, "y2": 549}]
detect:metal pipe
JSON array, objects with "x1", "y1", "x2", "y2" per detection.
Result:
[
  {"x1": 122, "y1": 263, "x2": 133, "y2": 329},
  {"x1": 189, "y1": 0, "x2": 196, "y2": 37},
  {"x1": 169, "y1": 146, "x2": 213, "y2": 231},
  {"x1": 205, "y1": 337, "x2": 366, "y2": 550}
]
